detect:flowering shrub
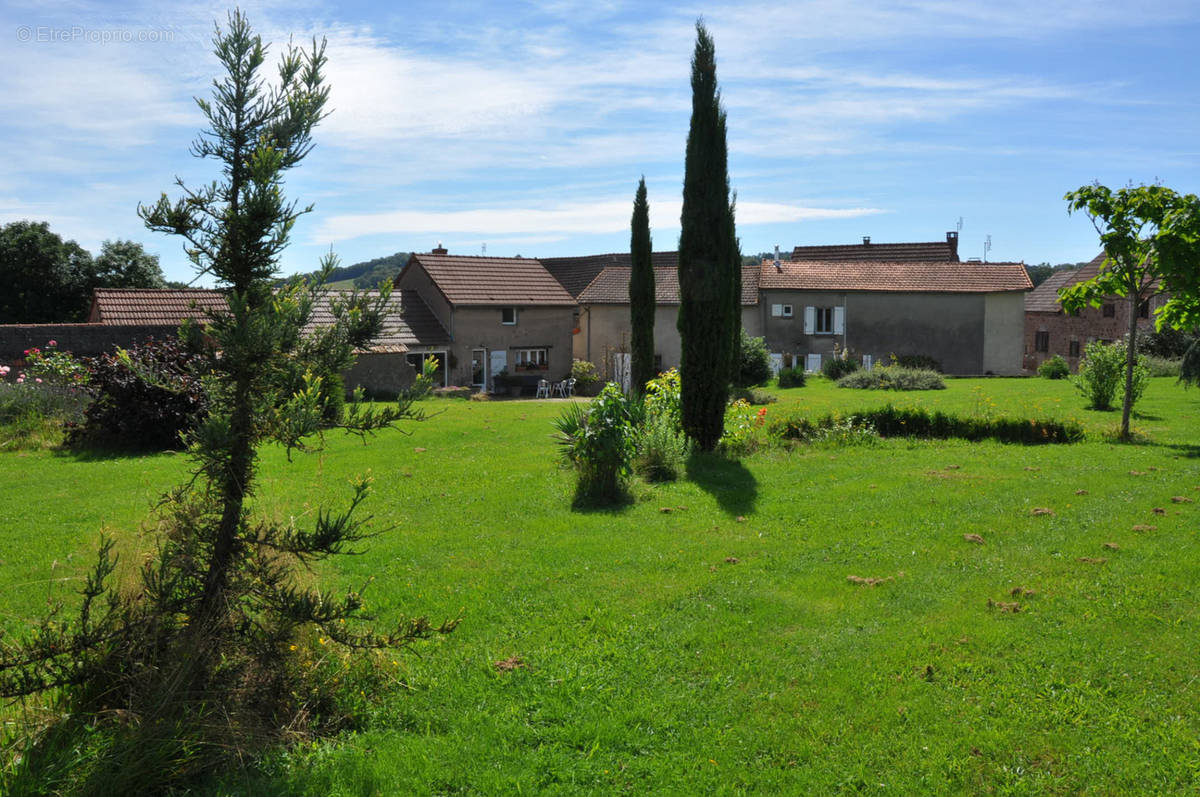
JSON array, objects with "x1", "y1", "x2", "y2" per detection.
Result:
[
  {"x1": 25, "y1": 341, "x2": 89, "y2": 386},
  {"x1": 720, "y1": 399, "x2": 768, "y2": 455},
  {"x1": 554, "y1": 383, "x2": 635, "y2": 503}
]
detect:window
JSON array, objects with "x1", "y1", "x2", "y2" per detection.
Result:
[
  {"x1": 804, "y1": 305, "x2": 844, "y2": 335},
  {"x1": 513, "y1": 348, "x2": 548, "y2": 371},
  {"x1": 782, "y1": 304, "x2": 793, "y2": 318},
  {"x1": 815, "y1": 307, "x2": 833, "y2": 334},
  {"x1": 1035, "y1": 331, "x2": 1049, "y2": 353},
  {"x1": 1102, "y1": 303, "x2": 1115, "y2": 318},
  {"x1": 501, "y1": 307, "x2": 518, "y2": 325},
  {"x1": 771, "y1": 303, "x2": 794, "y2": 318},
  {"x1": 1138, "y1": 299, "x2": 1150, "y2": 319},
  {"x1": 1068, "y1": 340, "x2": 1080, "y2": 358}
]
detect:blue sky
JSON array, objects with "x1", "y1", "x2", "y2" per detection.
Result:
[{"x1": 2, "y1": 0, "x2": 1198, "y2": 284}]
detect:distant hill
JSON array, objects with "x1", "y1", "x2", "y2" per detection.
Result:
[{"x1": 288, "y1": 251, "x2": 410, "y2": 289}]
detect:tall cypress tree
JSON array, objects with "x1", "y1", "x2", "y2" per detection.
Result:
[
  {"x1": 677, "y1": 21, "x2": 737, "y2": 451},
  {"x1": 629, "y1": 177, "x2": 655, "y2": 397}
]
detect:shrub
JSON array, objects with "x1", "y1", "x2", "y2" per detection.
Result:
[
  {"x1": 734, "y1": 329, "x2": 772, "y2": 388},
  {"x1": 729, "y1": 387, "x2": 777, "y2": 406},
  {"x1": 777, "y1": 367, "x2": 806, "y2": 388},
  {"x1": 822, "y1": 357, "x2": 860, "y2": 381},
  {"x1": 554, "y1": 383, "x2": 635, "y2": 503},
  {"x1": 1137, "y1": 326, "x2": 1197, "y2": 358},
  {"x1": 891, "y1": 353, "x2": 942, "y2": 372},
  {"x1": 24, "y1": 341, "x2": 89, "y2": 386},
  {"x1": 1143, "y1": 356, "x2": 1181, "y2": 378},
  {"x1": 634, "y1": 412, "x2": 691, "y2": 482},
  {"x1": 836, "y1": 366, "x2": 945, "y2": 391},
  {"x1": 768, "y1": 405, "x2": 1083, "y2": 445},
  {"x1": 405, "y1": 354, "x2": 439, "y2": 401},
  {"x1": 643, "y1": 369, "x2": 682, "y2": 429},
  {"x1": 720, "y1": 399, "x2": 769, "y2": 456},
  {"x1": 69, "y1": 337, "x2": 210, "y2": 450},
  {"x1": 1074, "y1": 340, "x2": 1148, "y2": 411},
  {"x1": 1038, "y1": 355, "x2": 1071, "y2": 379},
  {"x1": 570, "y1": 359, "x2": 601, "y2": 391}
]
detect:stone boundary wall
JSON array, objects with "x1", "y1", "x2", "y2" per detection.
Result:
[{"x1": 0, "y1": 323, "x2": 176, "y2": 363}]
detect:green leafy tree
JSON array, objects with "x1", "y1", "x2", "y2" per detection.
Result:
[
  {"x1": 0, "y1": 13, "x2": 452, "y2": 789},
  {"x1": 92, "y1": 239, "x2": 167, "y2": 289},
  {"x1": 677, "y1": 21, "x2": 738, "y2": 451},
  {"x1": 0, "y1": 220, "x2": 94, "y2": 322},
  {"x1": 1062, "y1": 183, "x2": 1200, "y2": 438},
  {"x1": 630, "y1": 177, "x2": 655, "y2": 397}
]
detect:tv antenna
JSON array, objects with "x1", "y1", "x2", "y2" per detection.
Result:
[
  {"x1": 481, "y1": 242, "x2": 487, "y2": 255},
  {"x1": 956, "y1": 216, "x2": 963, "y2": 233},
  {"x1": 984, "y1": 235, "x2": 992, "y2": 263}
]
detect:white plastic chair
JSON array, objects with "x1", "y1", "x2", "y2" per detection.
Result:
[{"x1": 536, "y1": 379, "x2": 552, "y2": 398}]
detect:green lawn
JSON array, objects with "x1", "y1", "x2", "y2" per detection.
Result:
[{"x1": 1, "y1": 377, "x2": 1198, "y2": 794}]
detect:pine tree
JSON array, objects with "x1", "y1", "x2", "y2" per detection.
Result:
[
  {"x1": 0, "y1": 13, "x2": 453, "y2": 788},
  {"x1": 629, "y1": 177, "x2": 655, "y2": 397},
  {"x1": 677, "y1": 21, "x2": 737, "y2": 451}
]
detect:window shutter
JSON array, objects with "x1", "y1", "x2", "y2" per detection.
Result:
[
  {"x1": 862, "y1": 354, "x2": 873, "y2": 371},
  {"x1": 803, "y1": 306, "x2": 815, "y2": 335},
  {"x1": 833, "y1": 306, "x2": 845, "y2": 335}
]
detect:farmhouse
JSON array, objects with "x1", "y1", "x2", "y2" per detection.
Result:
[
  {"x1": 758, "y1": 258, "x2": 1031, "y2": 375},
  {"x1": 396, "y1": 247, "x2": 577, "y2": 391},
  {"x1": 1023, "y1": 254, "x2": 1166, "y2": 373}
]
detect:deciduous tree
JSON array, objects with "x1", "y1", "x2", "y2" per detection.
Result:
[{"x1": 1062, "y1": 183, "x2": 1200, "y2": 437}]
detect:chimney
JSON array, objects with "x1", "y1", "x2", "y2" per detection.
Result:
[
  {"x1": 773, "y1": 244, "x2": 782, "y2": 272},
  {"x1": 946, "y1": 231, "x2": 959, "y2": 262},
  {"x1": 862, "y1": 236, "x2": 871, "y2": 245},
  {"x1": 432, "y1": 241, "x2": 448, "y2": 255}
]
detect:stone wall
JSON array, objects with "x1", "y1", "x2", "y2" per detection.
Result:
[
  {"x1": 1022, "y1": 295, "x2": 1160, "y2": 373},
  {"x1": 0, "y1": 323, "x2": 174, "y2": 363}
]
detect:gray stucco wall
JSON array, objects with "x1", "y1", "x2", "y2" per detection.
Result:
[
  {"x1": 395, "y1": 262, "x2": 454, "y2": 334},
  {"x1": 578, "y1": 304, "x2": 762, "y2": 378},
  {"x1": 760, "y1": 291, "x2": 1021, "y2": 375},
  {"x1": 344, "y1": 352, "x2": 417, "y2": 398},
  {"x1": 446, "y1": 305, "x2": 576, "y2": 386}
]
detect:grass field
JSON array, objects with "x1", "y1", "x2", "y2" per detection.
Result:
[{"x1": 1, "y1": 377, "x2": 1197, "y2": 793}]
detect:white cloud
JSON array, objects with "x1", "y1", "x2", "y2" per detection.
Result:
[{"x1": 314, "y1": 198, "x2": 884, "y2": 243}]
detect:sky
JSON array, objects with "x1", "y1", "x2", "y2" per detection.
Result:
[{"x1": 2, "y1": 0, "x2": 1198, "y2": 284}]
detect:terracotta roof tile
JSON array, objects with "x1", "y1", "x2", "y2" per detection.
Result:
[
  {"x1": 541, "y1": 251, "x2": 680, "y2": 298},
  {"x1": 88, "y1": 288, "x2": 446, "y2": 354},
  {"x1": 760, "y1": 260, "x2": 1031, "y2": 293},
  {"x1": 411, "y1": 253, "x2": 575, "y2": 306},
  {"x1": 577, "y1": 265, "x2": 760, "y2": 305},
  {"x1": 791, "y1": 240, "x2": 958, "y2": 262},
  {"x1": 89, "y1": 288, "x2": 228, "y2": 325}
]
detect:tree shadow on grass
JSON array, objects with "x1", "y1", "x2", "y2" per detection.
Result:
[
  {"x1": 686, "y1": 451, "x2": 757, "y2": 517},
  {"x1": 570, "y1": 487, "x2": 635, "y2": 514},
  {"x1": 1152, "y1": 442, "x2": 1200, "y2": 458},
  {"x1": 52, "y1": 443, "x2": 179, "y2": 463}
]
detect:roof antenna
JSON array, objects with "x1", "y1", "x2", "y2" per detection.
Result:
[
  {"x1": 956, "y1": 216, "x2": 963, "y2": 233},
  {"x1": 482, "y1": 242, "x2": 487, "y2": 256},
  {"x1": 984, "y1": 234, "x2": 992, "y2": 263}
]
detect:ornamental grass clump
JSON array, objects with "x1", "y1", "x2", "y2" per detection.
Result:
[{"x1": 837, "y1": 365, "x2": 945, "y2": 391}]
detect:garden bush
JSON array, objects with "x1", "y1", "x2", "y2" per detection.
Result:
[
  {"x1": 69, "y1": 337, "x2": 211, "y2": 450},
  {"x1": 554, "y1": 383, "x2": 635, "y2": 503},
  {"x1": 836, "y1": 365, "x2": 945, "y2": 391},
  {"x1": 1037, "y1": 355, "x2": 1071, "y2": 379},
  {"x1": 728, "y1": 387, "x2": 777, "y2": 406},
  {"x1": 734, "y1": 329, "x2": 772, "y2": 388},
  {"x1": 1143, "y1": 356, "x2": 1181, "y2": 378},
  {"x1": 768, "y1": 405, "x2": 1083, "y2": 445},
  {"x1": 720, "y1": 399, "x2": 769, "y2": 455},
  {"x1": 776, "y1": 367, "x2": 806, "y2": 388},
  {"x1": 634, "y1": 413, "x2": 691, "y2": 482},
  {"x1": 891, "y1": 353, "x2": 942, "y2": 372},
  {"x1": 821, "y1": 357, "x2": 860, "y2": 381},
  {"x1": 1073, "y1": 340, "x2": 1148, "y2": 411},
  {"x1": 570, "y1": 359, "x2": 601, "y2": 395}
]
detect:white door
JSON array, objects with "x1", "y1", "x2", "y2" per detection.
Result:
[
  {"x1": 489, "y1": 350, "x2": 507, "y2": 391},
  {"x1": 806, "y1": 353, "x2": 822, "y2": 373},
  {"x1": 862, "y1": 354, "x2": 873, "y2": 371},
  {"x1": 768, "y1": 352, "x2": 784, "y2": 377}
]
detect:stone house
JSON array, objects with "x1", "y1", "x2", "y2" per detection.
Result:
[
  {"x1": 396, "y1": 248, "x2": 577, "y2": 391},
  {"x1": 1022, "y1": 254, "x2": 1164, "y2": 373},
  {"x1": 757, "y1": 258, "x2": 1031, "y2": 375}
]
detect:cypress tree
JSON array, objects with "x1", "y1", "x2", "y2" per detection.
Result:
[
  {"x1": 629, "y1": 177, "x2": 655, "y2": 397},
  {"x1": 677, "y1": 21, "x2": 737, "y2": 451}
]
